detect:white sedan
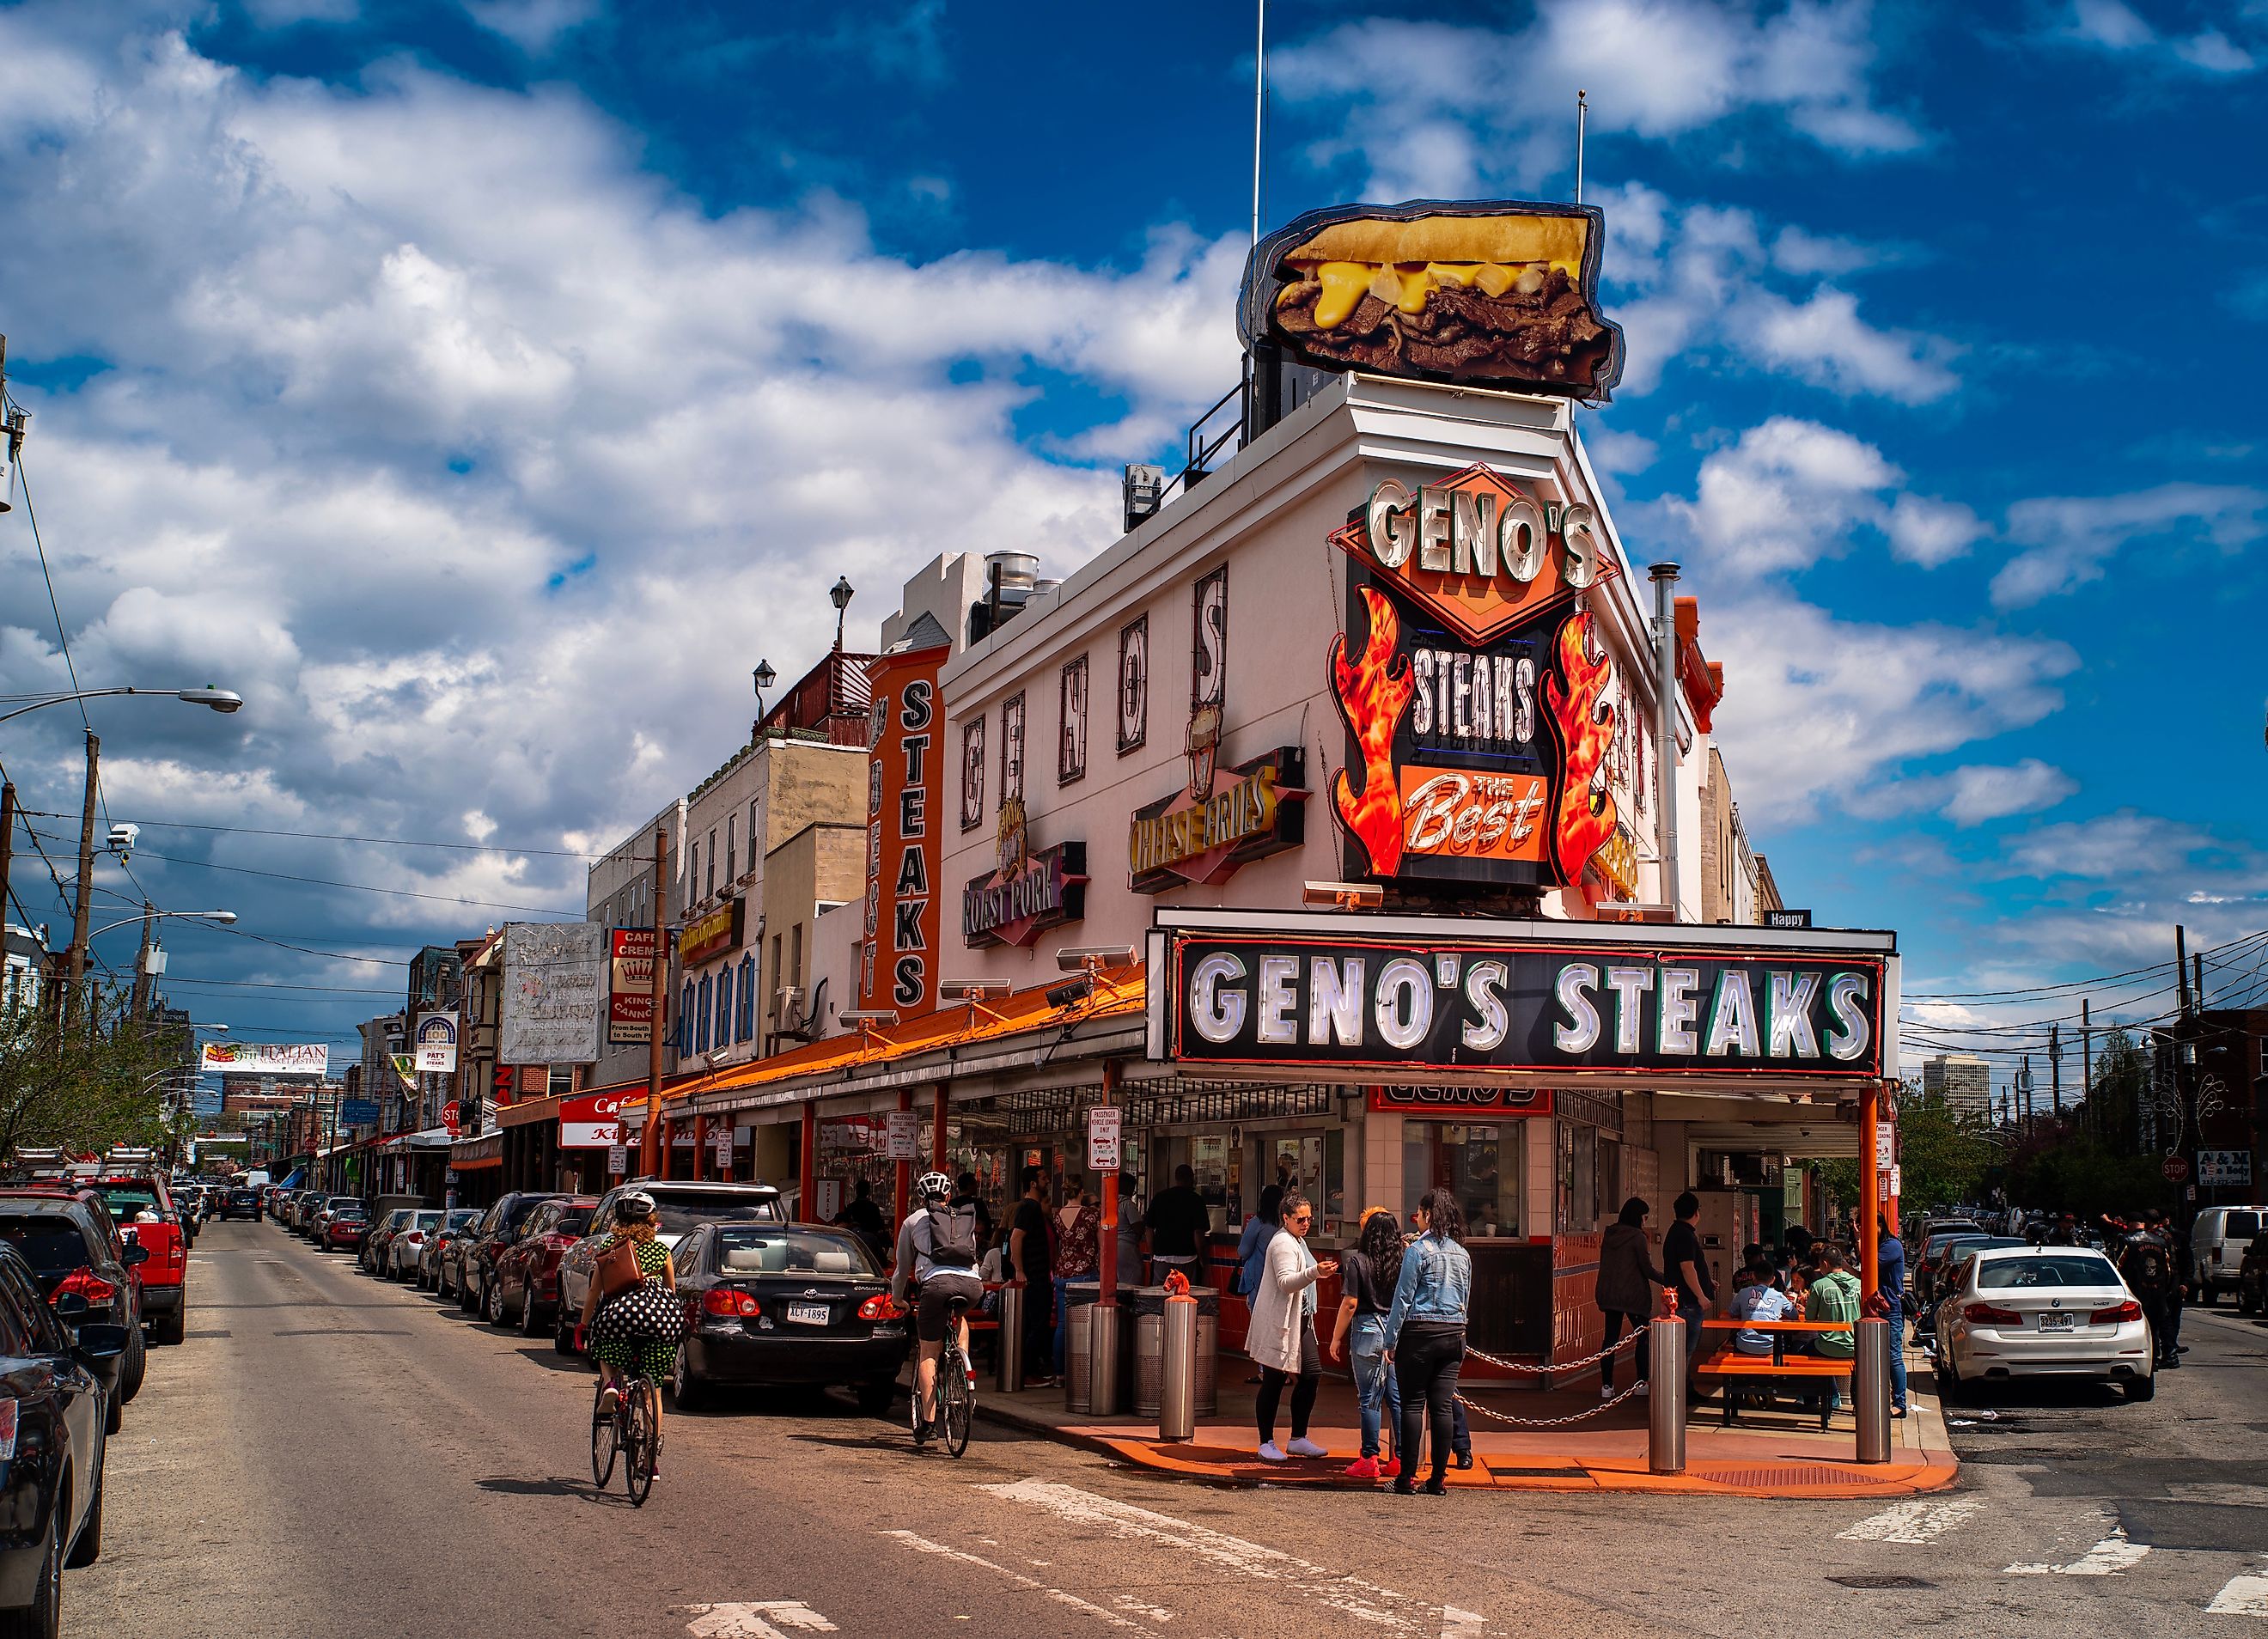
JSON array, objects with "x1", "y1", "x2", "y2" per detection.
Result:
[{"x1": 1934, "y1": 1245, "x2": 2154, "y2": 1403}]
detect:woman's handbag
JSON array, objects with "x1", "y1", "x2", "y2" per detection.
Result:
[{"x1": 593, "y1": 1235, "x2": 643, "y2": 1306}]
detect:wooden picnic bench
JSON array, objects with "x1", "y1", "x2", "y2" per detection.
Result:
[{"x1": 1694, "y1": 1319, "x2": 1855, "y2": 1429}]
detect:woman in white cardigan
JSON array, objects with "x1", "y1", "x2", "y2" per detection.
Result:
[{"x1": 1247, "y1": 1191, "x2": 1338, "y2": 1461}]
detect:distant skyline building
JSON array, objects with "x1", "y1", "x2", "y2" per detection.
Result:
[{"x1": 1924, "y1": 1053, "x2": 1991, "y2": 1119}]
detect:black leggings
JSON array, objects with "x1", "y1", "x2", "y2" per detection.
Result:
[
  {"x1": 1395, "y1": 1321, "x2": 1466, "y2": 1482},
  {"x1": 1257, "y1": 1320, "x2": 1320, "y2": 1442},
  {"x1": 1600, "y1": 1309, "x2": 1650, "y2": 1390}
]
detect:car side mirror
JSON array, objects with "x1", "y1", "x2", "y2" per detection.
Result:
[
  {"x1": 123, "y1": 1244, "x2": 151, "y2": 1267},
  {"x1": 73, "y1": 1322, "x2": 131, "y2": 1362},
  {"x1": 52, "y1": 1291, "x2": 89, "y2": 1319}
]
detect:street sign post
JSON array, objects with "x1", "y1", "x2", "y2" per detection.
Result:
[
  {"x1": 607, "y1": 1144, "x2": 628, "y2": 1177},
  {"x1": 2161, "y1": 1155, "x2": 2191, "y2": 1185},
  {"x1": 884, "y1": 1111, "x2": 918, "y2": 1161},
  {"x1": 1088, "y1": 1105, "x2": 1121, "y2": 1173}
]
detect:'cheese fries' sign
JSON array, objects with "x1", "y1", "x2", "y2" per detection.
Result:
[{"x1": 1239, "y1": 199, "x2": 1625, "y2": 401}]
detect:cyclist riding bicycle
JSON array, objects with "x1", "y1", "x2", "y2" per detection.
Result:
[
  {"x1": 579, "y1": 1191, "x2": 683, "y2": 1468},
  {"x1": 892, "y1": 1170, "x2": 985, "y2": 1445}
]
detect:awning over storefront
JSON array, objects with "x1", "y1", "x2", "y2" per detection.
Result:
[
  {"x1": 381, "y1": 1126, "x2": 455, "y2": 1152},
  {"x1": 448, "y1": 1132, "x2": 503, "y2": 1171}
]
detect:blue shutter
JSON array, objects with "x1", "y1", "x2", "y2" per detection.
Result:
[
  {"x1": 678, "y1": 982, "x2": 695, "y2": 1057},
  {"x1": 715, "y1": 966, "x2": 733, "y2": 1044},
  {"x1": 696, "y1": 972, "x2": 713, "y2": 1052},
  {"x1": 737, "y1": 955, "x2": 756, "y2": 1042}
]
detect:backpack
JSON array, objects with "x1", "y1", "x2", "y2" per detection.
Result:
[{"x1": 923, "y1": 1203, "x2": 979, "y2": 1270}]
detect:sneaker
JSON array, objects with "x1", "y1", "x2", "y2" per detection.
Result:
[
  {"x1": 1454, "y1": 1452, "x2": 1474, "y2": 1470},
  {"x1": 1258, "y1": 1441, "x2": 1288, "y2": 1463},
  {"x1": 1600, "y1": 1381, "x2": 1615, "y2": 1398},
  {"x1": 1378, "y1": 1457, "x2": 1401, "y2": 1480},
  {"x1": 1288, "y1": 1436, "x2": 1327, "y2": 1458},
  {"x1": 1421, "y1": 1478, "x2": 1448, "y2": 1496},
  {"x1": 1634, "y1": 1381, "x2": 1649, "y2": 1398},
  {"x1": 1342, "y1": 1456, "x2": 1381, "y2": 1481},
  {"x1": 1392, "y1": 1478, "x2": 1416, "y2": 1496}
]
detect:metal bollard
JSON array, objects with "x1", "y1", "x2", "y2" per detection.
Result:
[
  {"x1": 996, "y1": 1283, "x2": 1026, "y2": 1394},
  {"x1": 1088, "y1": 1302, "x2": 1122, "y2": 1417},
  {"x1": 1854, "y1": 1316, "x2": 1891, "y2": 1464},
  {"x1": 1158, "y1": 1294, "x2": 1198, "y2": 1442},
  {"x1": 1648, "y1": 1316, "x2": 1686, "y2": 1475}
]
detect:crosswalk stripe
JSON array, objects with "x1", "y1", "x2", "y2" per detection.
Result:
[
  {"x1": 2006, "y1": 1525, "x2": 2150, "y2": 1577},
  {"x1": 2207, "y1": 1567, "x2": 2268, "y2": 1618},
  {"x1": 1838, "y1": 1499, "x2": 1981, "y2": 1544}
]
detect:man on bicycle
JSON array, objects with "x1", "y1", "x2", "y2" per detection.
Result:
[{"x1": 893, "y1": 1170, "x2": 985, "y2": 1444}]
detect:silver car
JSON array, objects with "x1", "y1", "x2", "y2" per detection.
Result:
[
  {"x1": 1935, "y1": 1244, "x2": 2154, "y2": 1404},
  {"x1": 386, "y1": 1209, "x2": 448, "y2": 1280}
]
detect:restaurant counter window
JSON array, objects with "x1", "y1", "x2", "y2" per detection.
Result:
[
  {"x1": 1404, "y1": 1122, "x2": 1521, "y2": 1239},
  {"x1": 1556, "y1": 1123, "x2": 1612, "y2": 1235},
  {"x1": 1261, "y1": 1130, "x2": 1345, "y2": 1234}
]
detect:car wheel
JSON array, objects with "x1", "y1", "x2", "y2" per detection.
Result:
[
  {"x1": 119, "y1": 1331, "x2": 146, "y2": 1404},
  {"x1": 153, "y1": 1307, "x2": 186, "y2": 1347},
  {"x1": 856, "y1": 1378, "x2": 896, "y2": 1417},
  {"x1": 670, "y1": 1349, "x2": 708, "y2": 1411},
  {"x1": 64, "y1": 1465, "x2": 101, "y2": 1570},
  {"x1": 459, "y1": 1273, "x2": 479, "y2": 1314},
  {"x1": 103, "y1": 1387, "x2": 122, "y2": 1436},
  {"x1": 485, "y1": 1279, "x2": 505, "y2": 1328},
  {"x1": 2125, "y1": 1371, "x2": 2156, "y2": 1403},
  {"x1": 521, "y1": 1283, "x2": 544, "y2": 1337},
  {"x1": 0, "y1": 1481, "x2": 64, "y2": 1638}
]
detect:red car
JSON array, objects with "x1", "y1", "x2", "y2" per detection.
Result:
[
  {"x1": 84, "y1": 1174, "x2": 189, "y2": 1346},
  {"x1": 489, "y1": 1197, "x2": 598, "y2": 1341},
  {"x1": 322, "y1": 1209, "x2": 370, "y2": 1252}
]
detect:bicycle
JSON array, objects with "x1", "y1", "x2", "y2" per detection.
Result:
[
  {"x1": 911, "y1": 1292, "x2": 975, "y2": 1458},
  {"x1": 590, "y1": 1372, "x2": 662, "y2": 1505}
]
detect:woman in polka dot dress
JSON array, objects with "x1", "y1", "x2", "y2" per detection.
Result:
[{"x1": 581, "y1": 1191, "x2": 684, "y2": 1461}]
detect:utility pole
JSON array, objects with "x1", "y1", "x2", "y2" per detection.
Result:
[
  {"x1": 2049, "y1": 1023, "x2": 2062, "y2": 1116},
  {"x1": 64, "y1": 732, "x2": 99, "y2": 1035},
  {"x1": 2020, "y1": 1053, "x2": 2032, "y2": 1124},
  {"x1": 2081, "y1": 998, "x2": 2093, "y2": 1137},
  {"x1": 2175, "y1": 923, "x2": 2192, "y2": 1016},
  {"x1": 641, "y1": 824, "x2": 668, "y2": 1179},
  {"x1": 0, "y1": 781, "x2": 15, "y2": 930},
  {"x1": 2193, "y1": 953, "x2": 2205, "y2": 1013},
  {"x1": 129, "y1": 901, "x2": 156, "y2": 1020}
]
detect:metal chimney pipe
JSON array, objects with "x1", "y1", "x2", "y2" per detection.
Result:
[{"x1": 1649, "y1": 564, "x2": 1680, "y2": 921}]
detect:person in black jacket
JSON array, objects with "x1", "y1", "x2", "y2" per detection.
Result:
[{"x1": 1594, "y1": 1197, "x2": 1665, "y2": 1397}]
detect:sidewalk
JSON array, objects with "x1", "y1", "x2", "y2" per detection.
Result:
[{"x1": 972, "y1": 1340, "x2": 1957, "y2": 1500}]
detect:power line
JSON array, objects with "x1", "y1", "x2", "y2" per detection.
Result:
[{"x1": 24, "y1": 812, "x2": 629, "y2": 862}]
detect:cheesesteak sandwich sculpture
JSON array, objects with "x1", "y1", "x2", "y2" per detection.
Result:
[{"x1": 1241, "y1": 200, "x2": 1625, "y2": 400}]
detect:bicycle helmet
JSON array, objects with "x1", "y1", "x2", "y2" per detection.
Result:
[
  {"x1": 615, "y1": 1190, "x2": 658, "y2": 1220},
  {"x1": 916, "y1": 1171, "x2": 954, "y2": 1203}
]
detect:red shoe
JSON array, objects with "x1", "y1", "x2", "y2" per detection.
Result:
[
  {"x1": 1378, "y1": 1457, "x2": 1401, "y2": 1480},
  {"x1": 1342, "y1": 1456, "x2": 1381, "y2": 1480}
]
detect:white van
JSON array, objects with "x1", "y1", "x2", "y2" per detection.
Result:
[{"x1": 2192, "y1": 1206, "x2": 2265, "y2": 1303}]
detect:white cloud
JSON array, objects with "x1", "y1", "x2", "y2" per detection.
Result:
[
  {"x1": 463, "y1": 0, "x2": 600, "y2": 53},
  {"x1": 1275, "y1": 0, "x2": 1922, "y2": 200},
  {"x1": 1729, "y1": 286, "x2": 1959, "y2": 403},
  {"x1": 2056, "y1": 0, "x2": 2260, "y2": 72},
  {"x1": 1993, "y1": 482, "x2": 2268, "y2": 606},
  {"x1": 1662, "y1": 416, "x2": 1984, "y2": 575},
  {"x1": 1875, "y1": 759, "x2": 2079, "y2": 826}
]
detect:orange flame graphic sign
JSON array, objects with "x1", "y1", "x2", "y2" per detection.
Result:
[
  {"x1": 1330, "y1": 587, "x2": 1417, "y2": 875},
  {"x1": 1543, "y1": 606, "x2": 1618, "y2": 885}
]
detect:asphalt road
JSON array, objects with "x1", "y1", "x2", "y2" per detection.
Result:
[{"x1": 65, "y1": 1222, "x2": 2268, "y2": 1639}]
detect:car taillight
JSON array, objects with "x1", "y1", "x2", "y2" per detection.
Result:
[
  {"x1": 1963, "y1": 1301, "x2": 2022, "y2": 1325},
  {"x1": 0, "y1": 1399, "x2": 16, "y2": 1462},
  {"x1": 703, "y1": 1289, "x2": 762, "y2": 1317},
  {"x1": 55, "y1": 1268, "x2": 117, "y2": 1305},
  {"x1": 2090, "y1": 1299, "x2": 2143, "y2": 1324},
  {"x1": 857, "y1": 1294, "x2": 904, "y2": 1321},
  {"x1": 405, "y1": 1233, "x2": 424, "y2": 1244}
]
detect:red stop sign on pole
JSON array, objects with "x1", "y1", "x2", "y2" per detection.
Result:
[
  {"x1": 442, "y1": 1100, "x2": 460, "y2": 1136},
  {"x1": 2161, "y1": 1155, "x2": 2190, "y2": 1184}
]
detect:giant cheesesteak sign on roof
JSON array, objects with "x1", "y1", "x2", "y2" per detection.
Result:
[{"x1": 1239, "y1": 199, "x2": 1626, "y2": 400}]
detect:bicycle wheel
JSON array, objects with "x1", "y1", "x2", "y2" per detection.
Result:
[
  {"x1": 623, "y1": 1379, "x2": 659, "y2": 1507},
  {"x1": 940, "y1": 1347, "x2": 974, "y2": 1458},
  {"x1": 589, "y1": 1382, "x2": 619, "y2": 1489}
]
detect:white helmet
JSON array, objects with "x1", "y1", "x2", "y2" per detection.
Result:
[{"x1": 916, "y1": 1171, "x2": 954, "y2": 1203}]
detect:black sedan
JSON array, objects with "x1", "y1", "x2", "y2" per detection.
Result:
[
  {"x1": 0, "y1": 1241, "x2": 125, "y2": 1636},
  {"x1": 666, "y1": 1223, "x2": 910, "y2": 1413},
  {"x1": 220, "y1": 1188, "x2": 261, "y2": 1222}
]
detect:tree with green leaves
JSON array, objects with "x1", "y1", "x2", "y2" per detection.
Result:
[
  {"x1": 1814, "y1": 1083, "x2": 1998, "y2": 1222},
  {"x1": 0, "y1": 984, "x2": 186, "y2": 1162}
]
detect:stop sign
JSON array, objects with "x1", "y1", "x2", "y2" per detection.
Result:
[
  {"x1": 442, "y1": 1100, "x2": 460, "y2": 1136},
  {"x1": 2161, "y1": 1155, "x2": 2190, "y2": 1184}
]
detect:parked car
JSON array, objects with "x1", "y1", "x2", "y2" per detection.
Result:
[
  {"x1": 489, "y1": 1198, "x2": 597, "y2": 1337},
  {"x1": 665, "y1": 1222, "x2": 909, "y2": 1411},
  {"x1": 308, "y1": 1198, "x2": 359, "y2": 1243},
  {"x1": 296, "y1": 1195, "x2": 339, "y2": 1236},
  {"x1": 1935, "y1": 1244, "x2": 2154, "y2": 1404},
  {"x1": 418, "y1": 1209, "x2": 483, "y2": 1293},
  {"x1": 84, "y1": 1176, "x2": 189, "y2": 1347},
  {"x1": 0, "y1": 1193, "x2": 147, "y2": 1427},
  {"x1": 0, "y1": 1241, "x2": 125, "y2": 1636},
  {"x1": 219, "y1": 1186, "x2": 261, "y2": 1222},
  {"x1": 1912, "y1": 1235, "x2": 2027, "y2": 1334},
  {"x1": 383, "y1": 1210, "x2": 447, "y2": 1281},
  {"x1": 558, "y1": 1180, "x2": 789, "y2": 1336},
  {"x1": 2238, "y1": 1233, "x2": 2268, "y2": 1314},
  {"x1": 456, "y1": 1193, "x2": 564, "y2": 1319},
  {"x1": 2191, "y1": 1206, "x2": 2265, "y2": 1305},
  {"x1": 362, "y1": 1210, "x2": 414, "y2": 1275},
  {"x1": 320, "y1": 1205, "x2": 370, "y2": 1253}
]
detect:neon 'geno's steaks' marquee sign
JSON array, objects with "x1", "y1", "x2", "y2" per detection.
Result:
[{"x1": 1155, "y1": 931, "x2": 1885, "y2": 1077}]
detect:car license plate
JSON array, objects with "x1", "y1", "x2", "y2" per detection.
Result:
[
  {"x1": 2039, "y1": 1313, "x2": 2076, "y2": 1330},
  {"x1": 786, "y1": 1302, "x2": 830, "y2": 1326}
]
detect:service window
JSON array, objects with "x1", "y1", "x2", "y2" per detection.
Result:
[{"x1": 1403, "y1": 1122, "x2": 1521, "y2": 1239}]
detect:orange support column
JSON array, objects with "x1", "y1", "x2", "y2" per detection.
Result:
[
  {"x1": 800, "y1": 1101, "x2": 817, "y2": 1224},
  {"x1": 1859, "y1": 1080, "x2": 1881, "y2": 1300}
]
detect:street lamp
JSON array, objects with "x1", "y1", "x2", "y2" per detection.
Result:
[
  {"x1": 753, "y1": 659, "x2": 777, "y2": 721},
  {"x1": 830, "y1": 576, "x2": 854, "y2": 650},
  {"x1": 88, "y1": 909, "x2": 235, "y2": 940},
  {"x1": 0, "y1": 685, "x2": 242, "y2": 727}
]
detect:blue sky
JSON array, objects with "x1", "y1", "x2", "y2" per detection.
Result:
[{"x1": 0, "y1": 0, "x2": 2262, "y2": 1081}]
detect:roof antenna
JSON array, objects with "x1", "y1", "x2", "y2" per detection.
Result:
[
  {"x1": 1251, "y1": 0, "x2": 1267, "y2": 247},
  {"x1": 1576, "y1": 88, "x2": 1588, "y2": 204}
]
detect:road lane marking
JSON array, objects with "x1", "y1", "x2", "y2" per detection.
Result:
[
  {"x1": 980, "y1": 1478, "x2": 1483, "y2": 1636},
  {"x1": 1837, "y1": 1499, "x2": 1981, "y2": 1543},
  {"x1": 2006, "y1": 1524, "x2": 2149, "y2": 1576},
  {"x1": 885, "y1": 1531, "x2": 1165, "y2": 1634},
  {"x1": 2207, "y1": 1564, "x2": 2268, "y2": 1618},
  {"x1": 678, "y1": 1603, "x2": 838, "y2": 1637}
]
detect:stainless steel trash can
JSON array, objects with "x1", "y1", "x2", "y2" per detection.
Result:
[
  {"x1": 1131, "y1": 1285, "x2": 1220, "y2": 1417},
  {"x1": 995, "y1": 1281, "x2": 1025, "y2": 1394},
  {"x1": 1063, "y1": 1280, "x2": 1101, "y2": 1412}
]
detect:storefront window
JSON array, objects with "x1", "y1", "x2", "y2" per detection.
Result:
[
  {"x1": 1556, "y1": 1123, "x2": 1601, "y2": 1234},
  {"x1": 1404, "y1": 1121, "x2": 1521, "y2": 1239}
]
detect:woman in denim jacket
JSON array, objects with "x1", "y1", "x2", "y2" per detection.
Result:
[
  {"x1": 1381, "y1": 1191, "x2": 1473, "y2": 1496},
  {"x1": 1327, "y1": 1208, "x2": 1405, "y2": 1483}
]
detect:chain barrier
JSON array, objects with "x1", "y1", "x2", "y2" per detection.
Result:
[
  {"x1": 1448, "y1": 1331, "x2": 1646, "y2": 1428},
  {"x1": 1456, "y1": 1377, "x2": 1645, "y2": 1428},
  {"x1": 1462, "y1": 1331, "x2": 1639, "y2": 1376}
]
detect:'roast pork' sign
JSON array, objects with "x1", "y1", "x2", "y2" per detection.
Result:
[{"x1": 1146, "y1": 913, "x2": 1893, "y2": 1079}]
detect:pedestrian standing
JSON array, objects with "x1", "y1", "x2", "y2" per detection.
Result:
[
  {"x1": 1007, "y1": 1166, "x2": 1057, "y2": 1388},
  {"x1": 1249, "y1": 1189, "x2": 1336, "y2": 1462},
  {"x1": 1145, "y1": 1163, "x2": 1212, "y2": 1289},
  {"x1": 2120, "y1": 1211, "x2": 2178, "y2": 1367},
  {"x1": 1594, "y1": 1196, "x2": 1663, "y2": 1398},
  {"x1": 1662, "y1": 1191, "x2": 1715, "y2": 1388},
  {"x1": 2161, "y1": 1209, "x2": 2191, "y2": 1366},
  {"x1": 1235, "y1": 1184, "x2": 1284, "y2": 1302},
  {"x1": 1052, "y1": 1184, "x2": 1101, "y2": 1378},
  {"x1": 1382, "y1": 1191, "x2": 1472, "y2": 1496},
  {"x1": 1327, "y1": 1207, "x2": 1404, "y2": 1481},
  {"x1": 1876, "y1": 1213, "x2": 1908, "y2": 1417}
]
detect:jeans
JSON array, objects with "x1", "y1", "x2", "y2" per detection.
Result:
[
  {"x1": 1394, "y1": 1321, "x2": 1466, "y2": 1483},
  {"x1": 1886, "y1": 1302, "x2": 1907, "y2": 1409},
  {"x1": 1258, "y1": 1319, "x2": 1320, "y2": 1444},
  {"x1": 1676, "y1": 1293, "x2": 1708, "y2": 1376},
  {"x1": 1052, "y1": 1275, "x2": 1072, "y2": 1376},
  {"x1": 1350, "y1": 1316, "x2": 1401, "y2": 1459},
  {"x1": 1600, "y1": 1309, "x2": 1650, "y2": 1391}
]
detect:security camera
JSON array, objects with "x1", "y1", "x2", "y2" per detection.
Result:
[{"x1": 107, "y1": 822, "x2": 140, "y2": 861}]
